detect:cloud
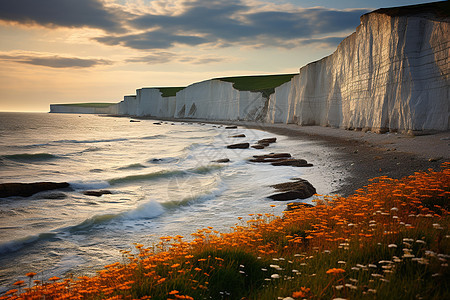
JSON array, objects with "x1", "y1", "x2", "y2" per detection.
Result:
[
  {"x1": 0, "y1": 0, "x2": 126, "y2": 32},
  {"x1": 0, "y1": 52, "x2": 113, "y2": 68},
  {"x1": 95, "y1": 29, "x2": 209, "y2": 50},
  {"x1": 126, "y1": 52, "x2": 226, "y2": 65},
  {"x1": 109, "y1": 0, "x2": 368, "y2": 50}
]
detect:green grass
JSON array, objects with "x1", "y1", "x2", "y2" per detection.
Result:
[
  {"x1": 157, "y1": 87, "x2": 186, "y2": 97},
  {"x1": 216, "y1": 74, "x2": 296, "y2": 98}
]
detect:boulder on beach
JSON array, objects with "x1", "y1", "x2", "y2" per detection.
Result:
[
  {"x1": 254, "y1": 153, "x2": 291, "y2": 159},
  {"x1": 225, "y1": 125, "x2": 238, "y2": 129},
  {"x1": 0, "y1": 182, "x2": 70, "y2": 198},
  {"x1": 251, "y1": 144, "x2": 265, "y2": 149},
  {"x1": 271, "y1": 159, "x2": 311, "y2": 167},
  {"x1": 83, "y1": 190, "x2": 112, "y2": 197},
  {"x1": 230, "y1": 134, "x2": 246, "y2": 138},
  {"x1": 214, "y1": 158, "x2": 230, "y2": 163},
  {"x1": 227, "y1": 143, "x2": 250, "y2": 149},
  {"x1": 258, "y1": 137, "x2": 277, "y2": 144},
  {"x1": 268, "y1": 178, "x2": 316, "y2": 201}
]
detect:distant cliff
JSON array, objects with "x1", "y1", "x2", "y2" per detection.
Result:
[{"x1": 51, "y1": 2, "x2": 449, "y2": 133}]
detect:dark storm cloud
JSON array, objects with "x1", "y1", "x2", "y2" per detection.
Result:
[
  {"x1": 0, "y1": 0, "x2": 125, "y2": 32},
  {"x1": 0, "y1": 53, "x2": 112, "y2": 68},
  {"x1": 107, "y1": 0, "x2": 368, "y2": 50},
  {"x1": 95, "y1": 30, "x2": 209, "y2": 50}
]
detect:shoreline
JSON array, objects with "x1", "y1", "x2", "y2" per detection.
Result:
[{"x1": 120, "y1": 115, "x2": 449, "y2": 197}]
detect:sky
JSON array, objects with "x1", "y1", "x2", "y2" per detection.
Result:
[{"x1": 0, "y1": 0, "x2": 440, "y2": 112}]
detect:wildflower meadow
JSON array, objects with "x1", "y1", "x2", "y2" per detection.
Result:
[{"x1": 2, "y1": 163, "x2": 449, "y2": 299}]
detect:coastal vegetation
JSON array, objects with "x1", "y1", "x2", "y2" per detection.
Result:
[
  {"x1": 158, "y1": 87, "x2": 186, "y2": 98},
  {"x1": 217, "y1": 74, "x2": 296, "y2": 98},
  {"x1": 2, "y1": 163, "x2": 449, "y2": 299}
]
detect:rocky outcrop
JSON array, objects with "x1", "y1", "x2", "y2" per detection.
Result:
[
  {"x1": 268, "y1": 178, "x2": 316, "y2": 201},
  {"x1": 0, "y1": 182, "x2": 70, "y2": 198}
]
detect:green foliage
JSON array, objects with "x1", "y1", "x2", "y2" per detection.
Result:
[
  {"x1": 157, "y1": 87, "x2": 186, "y2": 97},
  {"x1": 216, "y1": 74, "x2": 296, "y2": 98}
]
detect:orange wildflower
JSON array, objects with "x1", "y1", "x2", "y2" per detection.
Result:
[{"x1": 326, "y1": 268, "x2": 346, "y2": 275}]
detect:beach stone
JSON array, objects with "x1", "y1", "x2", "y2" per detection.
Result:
[
  {"x1": 83, "y1": 190, "x2": 112, "y2": 197},
  {"x1": 214, "y1": 158, "x2": 230, "y2": 163},
  {"x1": 0, "y1": 182, "x2": 70, "y2": 198},
  {"x1": 258, "y1": 137, "x2": 277, "y2": 144},
  {"x1": 271, "y1": 159, "x2": 312, "y2": 167},
  {"x1": 153, "y1": 122, "x2": 162, "y2": 125},
  {"x1": 257, "y1": 142, "x2": 270, "y2": 147},
  {"x1": 251, "y1": 144, "x2": 265, "y2": 149},
  {"x1": 268, "y1": 178, "x2": 316, "y2": 201},
  {"x1": 227, "y1": 143, "x2": 250, "y2": 149},
  {"x1": 225, "y1": 125, "x2": 238, "y2": 129},
  {"x1": 129, "y1": 119, "x2": 140, "y2": 122},
  {"x1": 286, "y1": 202, "x2": 314, "y2": 211},
  {"x1": 230, "y1": 134, "x2": 246, "y2": 138},
  {"x1": 254, "y1": 153, "x2": 291, "y2": 159}
]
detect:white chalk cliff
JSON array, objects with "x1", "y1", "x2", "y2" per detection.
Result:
[
  {"x1": 271, "y1": 8, "x2": 449, "y2": 132},
  {"x1": 50, "y1": 4, "x2": 449, "y2": 132}
]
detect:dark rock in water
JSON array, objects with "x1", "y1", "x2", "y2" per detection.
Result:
[
  {"x1": 214, "y1": 158, "x2": 230, "y2": 163},
  {"x1": 230, "y1": 134, "x2": 246, "y2": 138},
  {"x1": 286, "y1": 202, "x2": 314, "y2": 211},
  {"x1": 258, "y1": 137, "x2": 277, "y2": 144},
  {"x1": 251, "y1": 144, "x2": 265, "y2": 149},
  {"x1": 130, "y1": 119, "x2": 140, "y2": 122},
  {"x1": 268, "y1": 178, "x2": 316, "y2": 201},
  {"x1": 258, "y1": 142, "x2": 270, "y2": 147},
  {"x1": 227, "y1": 143, "x2": 250, "y2": 149},
  {"x1": 83, "y1": 190, "x2": 112, "y2": 197},
  {"x1": 254, "y1": 153, "x2": 291, "y2": 159},
  {"x1": 225, "y1": 125, "x2": 238, "y2": 129},
  {"x1": 0, "y1": 182, "x2": 70, "y2": 198},
  {"x1": 271, "y1": 159, "x2": 311, "y2": 167},
  {"x1": 153, "y1": 122, "x2": 162, "y2": 125}
]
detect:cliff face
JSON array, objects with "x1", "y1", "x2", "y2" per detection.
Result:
[
  {"x1": 272, "y1": 10, "x2": 449, "y2": 132},
  {"x1": 174, "y1": 80, "x2": 267, "y2": 121}
]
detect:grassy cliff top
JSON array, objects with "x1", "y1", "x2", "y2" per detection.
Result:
[
  {"x1": 215, "y1": 73, "x2": 296, "y2": 98},
  {"x1": 52, "y1": 103, "x2": 116, "y2": 107},
  {"x1": 369, "y1": 1, "x2": 449, "y2": 18},
  {"x1": 158, "y1": 87, "x2": 186, "y2": 97}
]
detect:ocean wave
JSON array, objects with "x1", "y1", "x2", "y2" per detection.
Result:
[
  {"x1": 0, "y1": 232, "x2": 57, "y2": 255},
  {"x1": 117, "y1": 163, "x2": 146, "y2": 170},
  {"x1": 162, "y1": 182, "x2": 226, "y2": 209},
  {"x1": 123, "y1": 201, "x2": 165, "y2": 220},
  {"x1": 108, "y1": 165, "x2": 223, "y2": 186},
  {"x1": 69, "y1": 180, "x2": 111, "y2": 190},
  {"x1": 68, "y1": 214, "x2": 119, "y2": 233},
  {"x1": 53, "y1": 138, "x2": 128, "y2": 144},
  {"x1": 140, "y1": 134, "x2": 166, "y2": 140},
  {"x1": 2, "y1": 153, "x2": 59, "y2": 162}
]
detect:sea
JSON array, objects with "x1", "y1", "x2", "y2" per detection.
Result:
[{"x1": 0, "y1": 112, "x2": 344, "y2": 291}]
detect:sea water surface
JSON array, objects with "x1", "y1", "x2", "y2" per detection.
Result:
[{"x1": 0, "y1": 112, "x2": 344, "y2": 291}]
